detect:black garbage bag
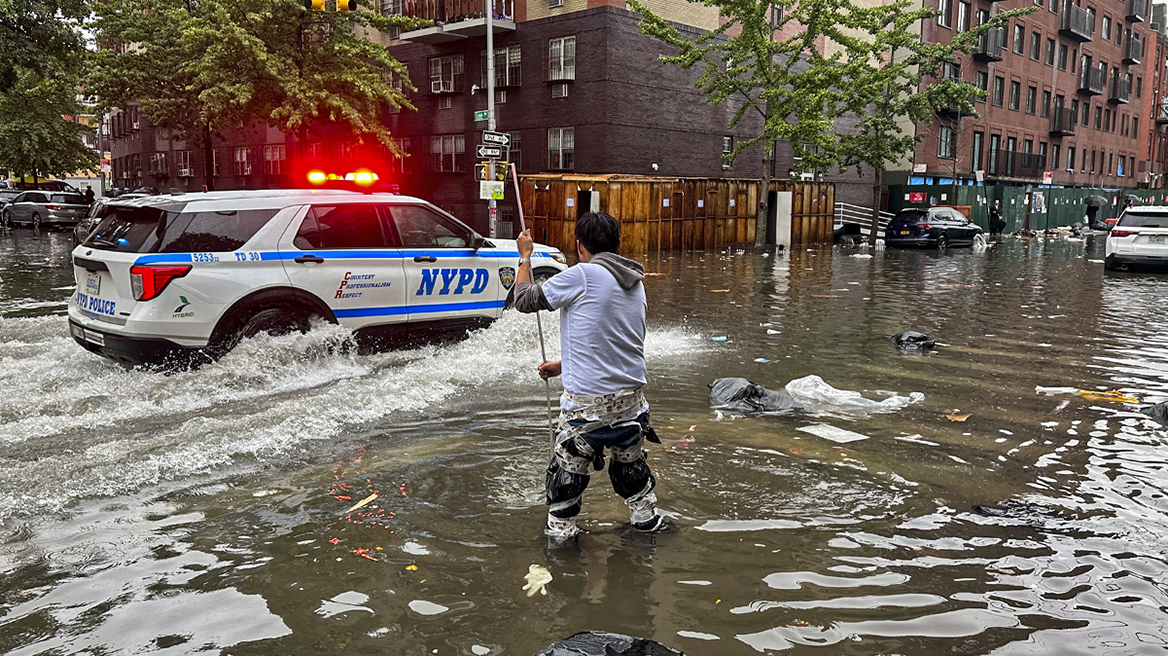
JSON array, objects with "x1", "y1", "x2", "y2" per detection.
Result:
[
  {"x1": 1071, "y1": 222, "x2": 1084, "y2": 237},
  {"x1": 1140, "y1": 401, "x2": 1168, "y2": 427},
  {"x1": 890, "y1": 331, "x2": 935, "y2": 351},
  {"x1": 709, "y1": 377, "x2": 802, "y2": 414},
  {"x1": 535, "y1": 632, "x2": 686, "y2": 656}
]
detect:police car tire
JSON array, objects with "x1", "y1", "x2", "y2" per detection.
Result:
[
  {"x1": 233, "y1": 307, "x2": 310, "y2": 344},
  {"x1": 1, "y1": 209, "x2": 10, "y2": 227},
  {"x1": 32, "y1": 213, "x2": 41, "y2": 229},
  {"x1": 503, "y1": 267, "x2": 560, "y2": 310}
]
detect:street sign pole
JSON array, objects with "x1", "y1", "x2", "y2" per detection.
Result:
[{"x1": 486, "y1": 0, "x2": 497, "y2": 237}]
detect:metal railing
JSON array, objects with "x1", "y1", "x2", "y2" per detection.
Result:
[
  {"x1": 1123, "y1": 33, "x2": 1142, "y2": 64},
  {"x1": 988, "y1": 150, "x2": 1046, "y2": 178},
  {"x1": 1050, "y1": 107, "x2": 1076, "y2": 135},
  {"x1": 1079, "y1": 66, "x2": 1106, "y2": 95},
  {"x1": 1060, "y1": 1, "x2": 1095, "y2": 41},
  {"x1": 1110, "y1": 74, "x2": 1131, "y2": 103},
  {"x1": 974, "y1": 27, "x2": 1006, "y2": 61},
  {"x1": 399, "y1": 0, "x2": 513, "y2": 24},
  {"x1": 1127, "y1": 0, "x2": 1147, "y2": 22},
  {"x1": 834, "y1": 202, "x2": 894, "y2": 239}
]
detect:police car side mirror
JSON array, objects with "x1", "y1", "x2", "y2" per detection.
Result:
[{"x1": 473, "y1": 235, "x2": 487, "y2": 250}]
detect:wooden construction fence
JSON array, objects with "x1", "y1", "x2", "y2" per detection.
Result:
[{"x1": 516, "y1": 174, "x2": 834, "y2": 256}]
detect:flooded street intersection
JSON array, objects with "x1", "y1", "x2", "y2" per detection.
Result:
[{"x1": 1, "y1": 228, "x2": 1167, "y2": 655}]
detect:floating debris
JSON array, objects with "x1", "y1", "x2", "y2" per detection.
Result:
[
  {"x1": 944, "y1": 410, "x2": 971, "y2": 422},
  {"x1": 1078, "y1": 390, "x2": 1138, "y2": 403},
  {"x1": 523, "y1": 564, "x2": 553, "y2": 597},
  {"x1": 344, "y1": 493, "x2": 378, "y2": 514},
  {"x1": 796, "y1": 423, "x2": 871, "y2": 444}
]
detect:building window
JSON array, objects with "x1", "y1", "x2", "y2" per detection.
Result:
[
  {"x1": 993, "y1": 76, "x2": 1005, "y2": 106},
  {"x1": 1013, "y1": 24, "x2": 1024, "y2": 54},
  {"x1": 1132, "y1": 117, "x2": 1139, "y2": 137},
  {"x1": 211, "y1": 150, "x2": 220, "y2": 177},
  {"x1": 1095, "y1": 105, "x2": 1103, "y2": 129},
  {"x1": 1136, "y1": 76, "x2": 1143, "y2": 97},
  {"x1": 972, "y1": 130, "x2": 984, "y2": 171},
  {"x1": 1026, "y1": 85, "x2": 1037, "y2": 114},
  {"x1": 1052, "y1": 144, "x2": 1060, "y2": 170},
  {"x1": 1067, "y1": 146, "x2": 1075, "y2": 171},
  {"x1": 976, "y1": 71, "x2": 988, "y2": 101},
  {"x1": 549, "y1": 36, "x2": 576, "y2": 81},
  {"x1": 176, "y1": 151, "x2": 192, "y2": 177},
  {"x1": 481, "y1": 45, "x2": 522, "y2": 89},
  {"x1": 939, "y1": 126, "x2": 956, "y2": 158},
  {"x1": 392, "y1": 138, "x2": 413, "y2": 173},
  {"x1": 957, "y1": 1, "x2": 970, "y2": 31},
  {"x1": 1102, "y1": 15, "x2": 1111, "y2": 40},
  {"x1": 1030, "y1": 31, "x2": 1040, "y2": 60},
  {"x1": 938, "y1": 0, "x2": 952, "y2": 27},
  {"x1": 263, "y1": 144, "x2": 286, "y2": 175},
  {"x1": 150, "y1": 152, "x2": 167, "y2": 176},
  {"x1": 233, "y1": 147, "x2": 252, "y2": 176},
  {"x1": 1045, "y1": 38, "x2": 1055, "y2": 65},
  {"x1": 430, "y1": 135, "x2": 465, "y2": 172},
  {"x1": 507, "y1": 132, "x2": 521, "y2": 171},
  {"x1": 307, "y1": 143, "x2": 323, "y2": 160},
  {"x1": 548, "y1": 127, "x2": 574, "y2": 170},
  {"x1": 1058, "y1": 44, "x2": 1068, "y2": 70},
  {"x1": 428, "y1": 54, "x2": 464, "y2": 93},
  {"x1": 1039, "y1": 142, "x2": 1047, "y2": 167},
  {"x1": 1041, "y1": 90, "x2": 1051, "y2": 117},
  {"x1": 1009, "y1": 80, "x2": 1020, "y2": 110},
  {"x1": 549, "y1": 0, "x2": 563, "y2": 8},
  {"x1": 1082, "y1": 101, "x2": 1091, "y2": 127},
  {"x1": 1118, "y1": 155, "x2": 1126, "y2": 176}
]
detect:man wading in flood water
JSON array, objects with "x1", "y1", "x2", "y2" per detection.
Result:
[{"x1": 513, "y1": 212, "x2": 666, "y2": 540}]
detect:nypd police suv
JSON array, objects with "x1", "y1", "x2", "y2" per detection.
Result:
[{"x1": 68, "y1": 189, "x2": 568, "y2": 366}]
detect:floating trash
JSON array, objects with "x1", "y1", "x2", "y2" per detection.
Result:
[{"x1": 523, "y1": 564, "x2": 553, "y2": 597}]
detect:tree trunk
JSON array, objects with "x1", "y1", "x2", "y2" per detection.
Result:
[
  {"x1": 869, "y1": 167, "x2": 883, "y2": 243},
  {"x1": 202, "y1": 124, "x2": 215, "y2": 191},
  {"x1": 756, "y1": 145, "x2": 772, "y2": 247}
]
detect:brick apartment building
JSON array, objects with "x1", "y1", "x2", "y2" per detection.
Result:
[
  {"x1": 105, "y1": 0, "x2": 876, "y2": 237},
  {"x1": 891, "y1": 0, "x2": 1166, "y2": 194}
]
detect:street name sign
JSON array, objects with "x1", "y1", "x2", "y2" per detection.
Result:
[
  {"x1": 476, "y1": 144, "x2": 503, "y2": 159},
  {"x1": 474, "y1": 110, "x2": 488, "y2": 122},
  {"x1": 482, "y1": 131, "x2": 511, "y2": 147}
]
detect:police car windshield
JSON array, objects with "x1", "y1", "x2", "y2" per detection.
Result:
[{"x1": 83, "y1": 205, "x2": 184, "y2": 253}]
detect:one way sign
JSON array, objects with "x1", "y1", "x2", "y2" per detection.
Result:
[
  {"x1": 482, "y1": 130, "x2": 511, "y2": 147},
  {"x1": 476, "y1": 144, "x2": 503, "y2": 159}
]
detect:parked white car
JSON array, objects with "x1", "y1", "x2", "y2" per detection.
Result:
[
  {"x1": 1105, "y1": 206, "x2": 1168, "y2": 271},
  {"x1": 68, "y1": 189, "x2": 568, "y2": 367}
]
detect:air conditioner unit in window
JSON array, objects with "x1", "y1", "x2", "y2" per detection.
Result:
[
  {"x1": 549, "y1": 0, "x2": 563, "y2": 7},
  {"x1": 551, "y1": 83, "x2": 568, "y2": 98},
  {"x1": 241, "y1": 166, "x2": 252, "y2": 176},
  {"x1": 1152, "y1": 21, "x2": 1160, "y2": 31},
  {"x1": 179, "y1": 168, "x2": 192, "y2": 177},
  {"x1": 132, "y1": 121, "x2": 139, "y2": 130}
]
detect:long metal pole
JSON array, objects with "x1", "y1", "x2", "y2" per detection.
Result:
[
  {"x1": 513, "y1": 164, "x2": 556, "y2": 450},
  {"x1": 486, "y1": 0, "x2": 497, "y2": 238}
]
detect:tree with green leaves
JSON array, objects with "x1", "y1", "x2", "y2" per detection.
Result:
[
  {"x1": 0, "y1": 0, "x2": 97, "y2": 179},
  {"x1": 88, "y1": 0, "x2": 426, "y2": 189},
  {"x1": 630, "y1": 0, "x2": 877, "y2": 245},
  {"x1": 835, "y1": 2, "x2": 1034, "y2": 238}
]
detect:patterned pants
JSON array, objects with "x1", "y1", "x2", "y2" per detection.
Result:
[{"x1": 545, "y1": 412, "x2": 659, "y2": 539}]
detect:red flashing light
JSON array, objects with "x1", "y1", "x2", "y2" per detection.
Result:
[
  {"x1": 130, "y1": 264, "x2": 192, "y2": 301},
  {"x1": 307, "y1": 170, "x2": 327, "y2": 184},
  {"x1": 348, "y1": 169, "x2": 378, "y2": 186}
]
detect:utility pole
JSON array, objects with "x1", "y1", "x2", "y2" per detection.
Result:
[{"x1": 486, "y1": 0, "x2": 497, "y2": 238}]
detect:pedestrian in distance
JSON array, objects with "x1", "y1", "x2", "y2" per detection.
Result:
[
  {"x1": 513, "y1": 212, "x2": 667, "y2": 541},
  {"x1": 989, "y1": 199, "x2": 1005, "y2": 236},
  {"x1": 84, "y1": 186, "x2": 95, "y2": 205}
]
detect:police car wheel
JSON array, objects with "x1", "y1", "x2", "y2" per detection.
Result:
[
  {"x1": 212, "y1": 307, "x2": 313, "y2": 356},
  {"x1": 1, "y1": 209, "x2": 10, "y2": 227},
  {"x1": 32, "y1": 213, "x2": 41, "y2": 229},
  {"x1": 503, "y1": 267, "x2": 559, "y2": 310}
]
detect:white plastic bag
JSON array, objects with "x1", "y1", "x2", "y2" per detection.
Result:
[{"x1": 784, "y1": 375, "x2": 924, "y2": 417}]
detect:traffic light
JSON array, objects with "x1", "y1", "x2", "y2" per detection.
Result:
[
  {"x1": 338, "y1": 0, "x2": 356, "y2": 11},
  {"x1": 304, "y1": 0, "x2": 324, "y2": 10},
  {"x1": 475, "y1": 161, "x2": 508, "y2": 181}
]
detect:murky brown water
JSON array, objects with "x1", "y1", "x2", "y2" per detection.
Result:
[{"x1": 1, "y1": 226, "x2": 1167, "y2": 655}]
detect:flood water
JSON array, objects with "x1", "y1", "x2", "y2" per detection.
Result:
[{"x1": 1, "y1": 227, "x2": 1167, "y2": 655}]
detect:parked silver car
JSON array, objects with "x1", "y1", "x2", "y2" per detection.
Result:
[
  {"x1": 0, "y1": 190, "x2": 20, "y2": 212},
  {"x1": 1, "y1": 191, "x2": 90, "y2": 228}
]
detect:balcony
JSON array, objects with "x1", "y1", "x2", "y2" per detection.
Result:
[
  {"x1": 1123, "y1": 33, "x2": 1142, "y2": 64},
  {"x1": 1060, "y1": 2, "x2": 1095, "y2": 42},
  {"x1": 974, "y1": 27, "x2": 1006, "y2": 62},
  {"x1": 1109, "y1": 75, "x2": 1131, "y2": 104},
  {"x1": 1127, "y1": 0, "x2": 1147, "y2": 22},
  {"x1": 1157, "y1": 98, "x2": 1168, "y2": 124},
  {"x1": 1050, "y1": 107, "x2": 1076, "y2": 136},
  {"x1": 398, "y1": 0, "x2": 515, "y2": 44},
  {"x1": 1078, "y1": 66, "x2": 1106, "y2": 95},
  {"x1": 988, "y1": 150, "x2": 1047, "y2": 179}
]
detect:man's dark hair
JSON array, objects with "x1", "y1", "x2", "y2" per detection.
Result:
[{"x1": 575, "y1": 212, "x2": 621, "y2": 254}]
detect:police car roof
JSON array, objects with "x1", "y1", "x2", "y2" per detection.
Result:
[{"x1": 107, "y1": 188, "x2": 426, "y2": 212}]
